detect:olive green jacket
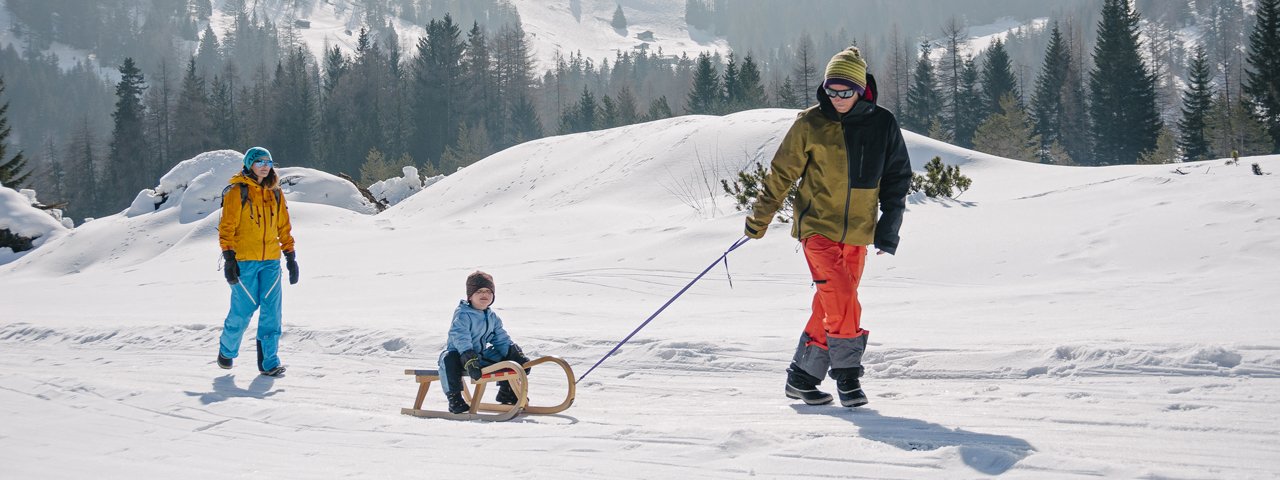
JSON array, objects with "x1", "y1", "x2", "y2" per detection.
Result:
[{"x1": 746, "y1": 76, "x2": 912, "y2": 254}]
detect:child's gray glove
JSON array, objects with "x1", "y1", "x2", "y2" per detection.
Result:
[{"x1": 460, "y1": 350, "x2": 483, "y2": 381}]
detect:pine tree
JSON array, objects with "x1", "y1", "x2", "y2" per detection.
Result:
[
  {"x1": 464, "y1": 22, "x2": 497, "y2": 135},
  {"x1": 508, "y1": 95, "x2": 543, "y2": 144},
  {"x1": 412, "y1": 14, "x2": 465, "y2": 166},
  {"x1": 1178, "y1": 45, "x2": 1215, "y2": 161},
  {"x1": 737, "y1": 54, "x2": 767, "y2": 109},
  {"x1": 775, "y1": 75, "x2": 802, "y2": 109},
  {"x1": 438, "y1": 122, "x2": 493, "y2": 173},
  {"x1": 616, "y1": 86, "x2": 639, "y2": 125},
  {"x1": 954, "y1": 57, "x2": 982, "y2": 148},
  {"x1": 172, "y1": 57, "x2": 213, "y2": 162},
  {"x1": 144, "y1": 59, "x2": 174, "y2": 182},
  {"x1": 903, "y1": 42, "x2": 940, "y2": 135},
  {"x1": 1138, "y1": 127, "x2": 1177, "y2": 164},
  {"x1": 269, "y1": 47, "x2": 316, "y2": 169},
  {"x1": 1060, "y1": 19, "x2": 1092, "y2": 165},
  {"x1": 981, "y1": 38, "x2": 1019, "y2": 120},
  {"x1": 560, "y1": 86, "x2": 599, "y2": 134},
  {"x1": 1244, "y1": 0, "x2": 1280, "y2": 152},
  {"x1": 66, "y1": 118, "x2": 99, "y2": 218},
  {"x1": 646, "y1": 96, "x2": 673, "y2": 121},
  {"x1": 0, "y1": 77, "x2": 29, "y2": 190},
  {"x1": 195, "y1": 25, "x2": 222, "y2": 79},
  {"x1": 686, "y1": 52, "x2": 721, "y2": 114},
  {"x1": 722, "y1": 53, "x2": 740, "y2": 110},
  {"x1": 599, "y1": 95, "x2": 619, "y2": 129},
  {"x1": 973, "y1": 94, "x2": 1039, "y2": 162},
  {"x1": 1031, "y1": 23, "x2": 1068, "y2": 161},
  {"x1": 611, "y1": 4, "x2": 627, "y2": 31},
  {"x1": 793, "y1": 34, "x2": 818, "y2": 106},
  {"x1": 940, "y1": 17, "x2": 966, "y2": 143},
  {"x1": 1089, "y1": 0, "x2": 1163, "y2": 165},
  {"x1": 1207, "y1": 90, "x2": 1274, "y2": 156},
  {"x1": 108, "y1": 57, "x2": 149, "y2": 207}
]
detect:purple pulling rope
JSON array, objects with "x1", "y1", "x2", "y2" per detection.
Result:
[{"x1": 576, "y1": 236, "x2": 751, "y2": 383}]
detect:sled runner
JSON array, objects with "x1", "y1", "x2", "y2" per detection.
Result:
[{"x1": 401, "y1": 356, "x2": 576, "y2": 422}]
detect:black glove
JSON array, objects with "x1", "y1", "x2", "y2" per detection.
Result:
[
  {"x1": 507, "y1": 343, "x2": 530, "y2": 366},
  {"x1": 222, "y1": 250, "x2": 239, "y2": 284},
  {"x1": 283, "y1": 250, "x2": 299, "y2": 285},
  {"x1": 461, "y1": 350, "x2": 483, "y2": 381}
]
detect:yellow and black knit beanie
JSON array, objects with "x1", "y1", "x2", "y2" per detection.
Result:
[{"x1": 823, "y1": 47, "x2": 868, "y2": 94}]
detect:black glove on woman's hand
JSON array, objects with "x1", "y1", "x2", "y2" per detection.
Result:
[
  {"x1": 222, "y1": 250, "x2": 239, "y2": 284},
  {"x1": 460, "y1": 350, "x2": 483, "y2": 381},
  {"x1": 284, "y1": 250, "x2": 299, "y2": 285}
]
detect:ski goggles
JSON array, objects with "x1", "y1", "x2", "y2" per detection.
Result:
[
  {"x1": 824, "y1": 87, "x2": 857, "y2": 99},
  {"x1": 251, "y1": 160, "x2": 274, "y2": 168}
]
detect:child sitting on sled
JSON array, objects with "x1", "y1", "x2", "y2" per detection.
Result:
[{"x1": 437, "y1": 271, "x2": 532, "y2": 414}]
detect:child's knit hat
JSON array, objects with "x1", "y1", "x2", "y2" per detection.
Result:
[{"x1": 466, "y1": 271, "x2": 495, "y2": 298}]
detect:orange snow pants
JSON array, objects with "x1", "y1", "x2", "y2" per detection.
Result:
[{"x1": 801, "y1": 234, "x2": 869, "y2": 350}]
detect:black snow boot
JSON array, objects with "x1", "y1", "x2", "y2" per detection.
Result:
[
  {"x1": 495, "y1": 381, "x2": 521, "y2": 405},
  {"x1": 837, "y1": 377, "x2": 869, "y2": 407},
  {"x1": 446, "y1": 391, "x2": 470, "y2": 414},
  {"x1": 217, "y1": 353, "x2": 233, "y2": 369},
  {"x1": 785, "y1": 370, "x2": 833, "y2": 405},
  {"x1": 260, "y1": 365, "x2": 286, "y2": 377}
]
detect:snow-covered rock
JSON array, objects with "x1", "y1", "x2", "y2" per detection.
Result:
[{"x1": 0, "y1": 182, "x2": 70, "y2": 264}]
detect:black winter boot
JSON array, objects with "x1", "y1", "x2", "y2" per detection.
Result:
[
  {"x1": 785, "y1": 369, "x2": 833, "y2": 405},
  {"x1": 837, "y1": 377, "x2": 868, "y2": 407},
  {"x1": 446, "y1": 391, "x2": 470, "y2": 414},
  {"x1": 495, "y1": 381, "x2": 521, "y2": 405},
  {"x1": 217, "y1": 353, "x2": 233, "y2": 369}
]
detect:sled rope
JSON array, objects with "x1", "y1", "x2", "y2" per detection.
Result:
[{"x1": 577, "y1": 236, "x2": 750, "y2": 383}]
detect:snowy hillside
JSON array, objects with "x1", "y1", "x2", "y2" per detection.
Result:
[
  {"x1": 203, "y1": 0, "x2": 727, "y2": 74},
  {"x1": 3, "y1": 110, "x2": 1280, "y2": 478}
]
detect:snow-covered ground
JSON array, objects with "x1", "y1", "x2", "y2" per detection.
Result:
[{"x1": 3, "y1": 110, "x2": 1280, "y2": 478}]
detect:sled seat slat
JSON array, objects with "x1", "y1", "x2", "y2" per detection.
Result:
[{"x1": 403, "y1": 368, "x2": 518, "y2": 380}]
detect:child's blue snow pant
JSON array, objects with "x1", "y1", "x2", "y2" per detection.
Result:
[{"x1": 219, "y1": 260, "x2": 283, "y2": 372}]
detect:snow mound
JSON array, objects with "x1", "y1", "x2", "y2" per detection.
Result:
[
  {"x1": 123, "y1": 150, "x2": 377, "y2": 221},
  {"x1": 0, "y1": 183, "x2": 71, "y2": 264},
  {"x1": 367, "y1": 166, "x2": 443, "y2": 207}
]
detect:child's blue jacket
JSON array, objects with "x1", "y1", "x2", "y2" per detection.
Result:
[{"x1": 446, "y1": 300, "x2": 512, "y2": 358}]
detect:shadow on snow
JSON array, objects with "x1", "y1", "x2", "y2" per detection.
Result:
[
  {"x1": 184, "y1": 374, "x2": 281, "y2": 405},
  {"x1": 792, "y1": 406, "x2": 1034, "y2": 475}
]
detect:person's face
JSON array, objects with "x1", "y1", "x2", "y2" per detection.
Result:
[
  {"x1": 470, "y1": 287, "x2": 494, "y2": 310},
  {"x1": 250, "y1": 159, "x2": 272, "y2": 179},
  {"x1": 826, "y1": 85, "x2": 860, "y2": 114}
]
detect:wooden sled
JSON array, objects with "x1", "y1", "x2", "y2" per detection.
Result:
[{"x1": 401, "y1": 356, "x2": 576, "y2": 422}]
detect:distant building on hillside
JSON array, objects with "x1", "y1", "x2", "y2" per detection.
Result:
[
  {"x1": 636, "y1": 31, "x2": 655, "y2": 42},
  {"x1": 294, "y1": 19, "x2": 311, "y2": 29}
]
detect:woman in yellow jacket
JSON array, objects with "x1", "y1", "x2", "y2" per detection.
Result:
[{"x1": 216, "y1": 147, "x2": 299, "y2": 377}]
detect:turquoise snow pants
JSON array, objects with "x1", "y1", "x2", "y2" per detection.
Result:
[{"x1": 219, "y1": 260, "x2": 283, "y2": 372}]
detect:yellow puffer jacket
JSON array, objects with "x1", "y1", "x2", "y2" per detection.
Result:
[
  {"x1": 218, "y1": 173, "x2": 295, "y2": 260},
  {"x1": 747, "y1": 77, "x2": 913, "y2": 254}
]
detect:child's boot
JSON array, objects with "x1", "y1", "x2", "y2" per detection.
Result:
[
  {"x1": 495, "y1": 380, "x2": 520, "y2": 405},
  {"x1": 446, "y1": 391, "x2": 470, "y2": 414}
]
